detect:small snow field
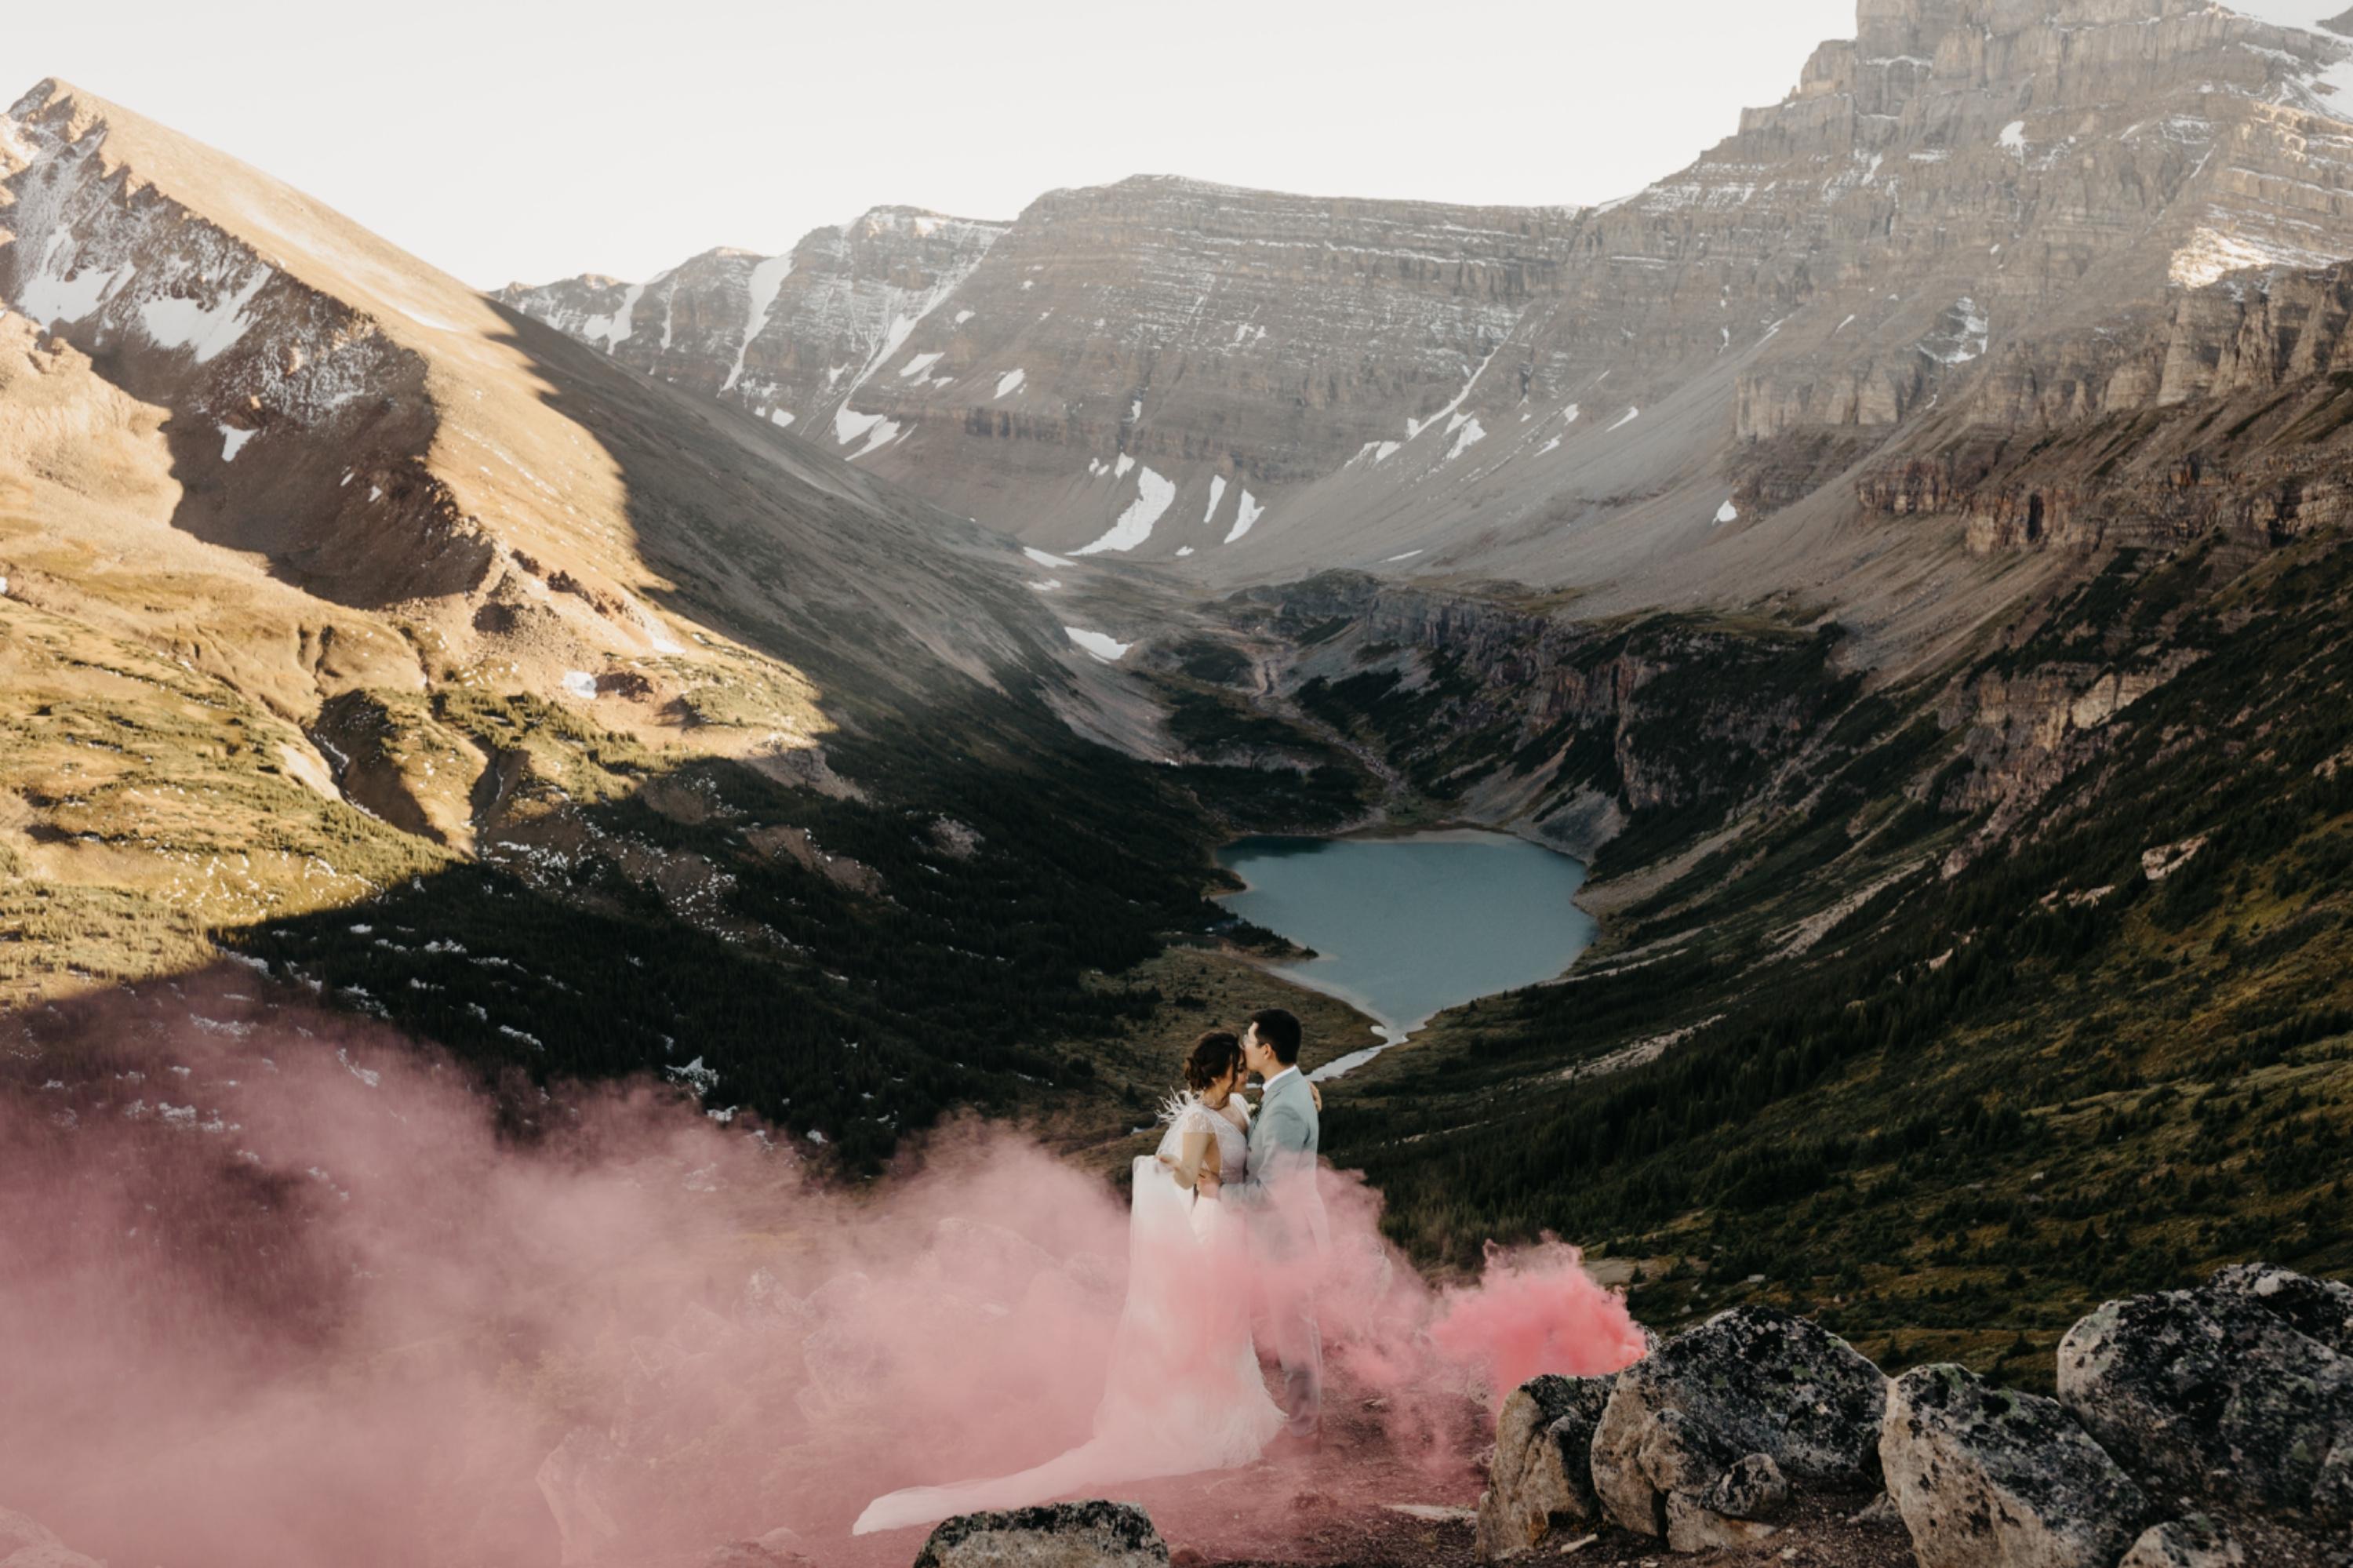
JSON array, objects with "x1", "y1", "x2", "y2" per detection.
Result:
[
  {"x1": 1224, "y1": 489, "x2": 1264, "y2": 544},
  {"x1": 1075, "y1": 467, "x2": 1176, "y2": 555},
  {"x1": 1063, "y1": 627, "x2": 1132, "y2": 663}
]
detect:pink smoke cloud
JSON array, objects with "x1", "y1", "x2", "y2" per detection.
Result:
[{"x1": 0, "y1": 973, "x2": 1642, "y2": 1566}]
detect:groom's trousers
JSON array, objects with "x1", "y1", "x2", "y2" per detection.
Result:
[{"x1": 1264, "y1": 1274, "x2": 1322, "y2": 1439}]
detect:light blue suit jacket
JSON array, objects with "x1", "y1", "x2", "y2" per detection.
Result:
[{"x1": 1224, "y1": 1067, "x2": 1326, "y2": 1259}]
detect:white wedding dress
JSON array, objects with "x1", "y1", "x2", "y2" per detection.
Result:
[{"x1": 853, "y1": 1095, "x2": 1284, "y2": 1534}]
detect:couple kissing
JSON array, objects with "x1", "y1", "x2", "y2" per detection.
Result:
[{"x1": 853, "y1": 1008, "x2": 1331, "y2": 1535}]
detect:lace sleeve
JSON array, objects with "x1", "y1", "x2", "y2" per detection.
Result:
[
  {"x1": 1169, "y1": 1119, "x2": 1222, "y2": 1191},
  {"x1": 1158, "y1": 1096, "x2": 1220, "y2": 1191}
]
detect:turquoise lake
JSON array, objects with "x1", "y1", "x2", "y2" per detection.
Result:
[{"x1": 1215, "y1": 829, "x2": 1600, "y2": 1079}]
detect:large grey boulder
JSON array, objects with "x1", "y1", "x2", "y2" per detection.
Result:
[
  {"x1": 2116, "y1": 1515, "x2": 2244, "y2": 1568},
  {"x1": 1880, "y1": 1363, "x2": 2150, "y2": 1568},
  {"x1": 1588, "y1": 1307, "x2": 1884, "y2": 1539},
  {"x1": 912, "y1": 1503, "x2": 1169, "y2": 1568},
  {"x1": 1474, "y1": 1373, "x2": 1617, "y2": 1561},
  {"x1": 2058, "y1": 1264, "x2": 2353, "y2": 1522}
]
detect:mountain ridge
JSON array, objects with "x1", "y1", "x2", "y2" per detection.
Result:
[{"x1": 496, "y1": 0, "x2": 2353, "y2": 614}]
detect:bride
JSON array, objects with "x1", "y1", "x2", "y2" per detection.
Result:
[{"x1": 853, "y1": 1031, "x2": 1284, "y2": 1534}]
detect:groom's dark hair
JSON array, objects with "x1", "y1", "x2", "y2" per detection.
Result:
[{"x1": 1249, "y1": 1007, "x2": 1303, "y2": 1065}]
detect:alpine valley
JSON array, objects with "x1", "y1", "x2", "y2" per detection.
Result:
[{"x1": 6, "y1": 1, "x2": 2353, "y2": 1563}]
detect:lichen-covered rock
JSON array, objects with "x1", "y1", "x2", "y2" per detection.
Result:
[
  {"x1": 1664, "y1": 1490, "x2": 1777, "y2": 1553},
  {"x1": 1882, "y1": 1363, "x2": 2149, "y2": 1568},
  {"x1": 912, "y1": 1502, "x2": 1170, "y2": 1568},
  {"x1": 1590, "y1": 1307, "x2": 1885, "y2": 1538},
  {"x1": 1704, "y1": 1453, "x2": 1791, "y2": 1521},
  {"x1": 1474, "y1": 1373, "x2": 1617, "y2": 1561},
  {"x1": 2315, "y1": 1439, "x2": 2353, "y2": 1528},
  {"x1": 2058, "y1": 1267, "x2": 2353, "y2": 1521},
  {"x1": 2117, "y1": 1515, "x2": 2245, "y2": 1568},
  {"x1": 2204, "y1": 1262, "x2": 2353, "y2": 1356}
]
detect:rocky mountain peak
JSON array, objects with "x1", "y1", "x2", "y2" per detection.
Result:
[
  {"x1": 492, "y1": 0, "x2": 2353, "y2": 601},
  {"x1": 0, "y1": 75, "x2": 1061, "y2": 760}
]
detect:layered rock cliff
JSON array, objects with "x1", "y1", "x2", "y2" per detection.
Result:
[{"x1": 500, "y1": 1, "x2": 2353, "y2": 601}]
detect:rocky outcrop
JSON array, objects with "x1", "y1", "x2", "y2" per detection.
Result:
[
  {"x1": 1474, "y1": 1372, "x2": 1617, "y2": 1559},
  {"x1": 2204, "y1": 1261, "x2": 2353, "y2": 1355},
  {"x1": 702, "y1": 1527, "x2": 814, "y2": 1567},
  {"x1": 912, "y1": 1502, "x2": 1169, "y2": 1568},
  {"x1": 2117, "y1": 1515, "x2": 2246, "y2": 1568},
  {"x1": 497, "y1": 208, "x2": 1007, "y2": 437},
  {"x1": 2058, "y1": 1265, "x2": 2353, "y2": 1525},
  {"x1": 1664, "y1": 1476, "x2": 1783, "y2": 1554},
  {"x1": 0, "y1": 1506, "x2": 103, "y2": 1568},
  {"x1": 1213, "y1": 573, "x2": 1853, "y2": 853},
  {"x1": 1482, "y1": 1268, "x2": 2352, "y2": 1564},
  {"x1": 1587, "y1": 1307, "x2": 1885, "y2": 1540},
  {"x1": 1880, "y1": 1363, "x2": 2150, "y2": 1568}
]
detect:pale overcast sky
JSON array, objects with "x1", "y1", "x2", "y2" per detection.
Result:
[{"x1": 7, "y1": 0, "x2": 1857, "y2": 289}]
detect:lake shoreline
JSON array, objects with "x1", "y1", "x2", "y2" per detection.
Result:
[{"x1": 1210, "y1": 827, "x2": 1600, "y2": 1080}]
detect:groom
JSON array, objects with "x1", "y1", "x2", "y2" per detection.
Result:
[{"x1": 1203, "y1": 1006, "x2": 1326, "y2": 1446}]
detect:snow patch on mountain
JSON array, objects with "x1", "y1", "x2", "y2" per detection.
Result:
[
  {"x1": 1075, "y1": 467, "x2": 1176, "y2": 555},
  {"x1": 16, "y1": 231, "x2": 125, "y2": 326},
  {"x1": 582, "y1": 282, "x2": 646, "y2": 354},
  {"x1": 1920, "y1": 298, "x2": 1991, "y2": 365},
  {"x1": 138, "y1": 264, "x2": 271, "y2": 362},
  {"x1": 1405, "y1": 347, "x2": 1498, "y2": 441},
  {"x1": 2171, "y1": 225, "x2": 2353, "y2": 286},
  {"x1": 722, "y1": 255, "x2": 795, "y2": 393},
  {"x1": 995, "y1": 368, "x2": 1025, "y2": 398},
  {"x1": 1064, "y1": 627, "x2": 1131, "y2": 662},
  {"x1": 834, "y1": 406, "x2": 902, "y2": 460},
  {"x1": 1224, "y1": 489, "x2": 1264, "y2": 544},
  {"x1": 1446, "y1": 417, "x2": 1487, "y2": 461}
]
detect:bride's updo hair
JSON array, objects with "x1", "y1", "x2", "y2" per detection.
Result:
[{"x1": 1184, "y1": 1031, "x2": 1244, "y2": 1093}]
